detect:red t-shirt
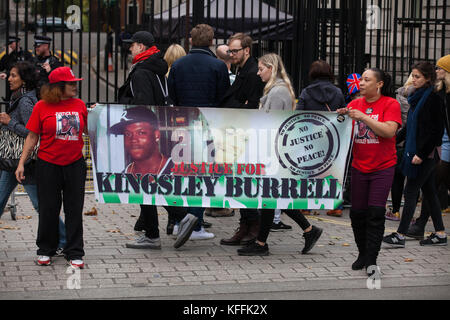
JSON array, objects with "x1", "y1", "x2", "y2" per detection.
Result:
[
  {"x1": 26, "y1": 98, "x2": 87, "y2": 166},
  {"x1": 349, "y1": 96, "x2": 402, "y2": 173}
]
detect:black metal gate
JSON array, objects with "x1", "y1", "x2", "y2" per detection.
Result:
[{"x1": 1, "y1": 0, "x2": 449, "y2": 106}]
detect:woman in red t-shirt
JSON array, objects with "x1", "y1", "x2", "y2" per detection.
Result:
[
  {"x1": 337, "y1": 68, "x2": 401, "y2": 276},
  {"x1": 15, "y1": 67, "x2": 87, "y2": 269}
]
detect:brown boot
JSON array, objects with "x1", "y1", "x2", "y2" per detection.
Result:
[
  {"x1": 240, "y1": 220, "x2": 260, "y2": 245},
  {"x1": 210, "y1": 208, "x2": 235, "y2": 217},
  {"x1": 220, "y1": 222, "x2": 248, "y2": 246}
]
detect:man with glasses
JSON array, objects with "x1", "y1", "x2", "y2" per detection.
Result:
[
  {"x1": 219, "y1": 33, "x2": 265, "y2": 247},
  {"x1": 219, "y1": 33, "x2": 264, "y2": 109},
  {"x1": 33, "y1": 35, "x2": 63, "y2": 90}
]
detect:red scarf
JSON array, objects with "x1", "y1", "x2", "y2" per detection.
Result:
[{"x1": 132, "y1": 46, "x2": 160, "y2": 64}]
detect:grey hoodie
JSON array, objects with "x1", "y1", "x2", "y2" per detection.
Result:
[{"x1": 2, "y1": 90, "x2": 38, "y2": 138}]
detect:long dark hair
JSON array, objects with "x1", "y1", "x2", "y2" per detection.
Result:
[
  {"x1": 367, "y1": 67, "x2": 393, "y2": 97},
  {"x1": 11, "y1": 61, "x2": 39, "y2": 91},
  {"x1": 411, "y1": 61, "x2": 436, "y2": 87}
]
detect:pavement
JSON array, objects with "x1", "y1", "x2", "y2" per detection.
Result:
[{"x1": 1, "y1": 193, "x2": 450, "y2": 301}]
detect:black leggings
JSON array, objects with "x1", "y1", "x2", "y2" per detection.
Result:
[{"x1": 257, "y1": 209, "x2": 311, "y2": 243}]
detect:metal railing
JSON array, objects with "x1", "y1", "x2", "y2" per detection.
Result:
[{"x1": 1, "y1": 0, "x2": 448, "y2": 100}]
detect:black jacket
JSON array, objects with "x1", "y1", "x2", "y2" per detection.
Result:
[
  {"x1": 168, "y1": 47, "x2": 230, "y2": 107},
  {"x1": 397, "y1": 91, "x2": 445, "y2": 160},
  {"x1": 118, "y1": 51, "x2": 168, "y2": 105},
  {"x1": 34, "y1": 53, "x2": 63, "y2": 86},
  {"x1": 0, "y1": 49, "x2": 34, "y2": 73},
  {"x1": 219, "y1": 57, "x2": 264, "y2": 109},
  {"x1": 437, "y1": 85, "x2": 450, "y2": 135},
  {"x1": 296, "y1": 79, "x2": 345, "y2": 111}
]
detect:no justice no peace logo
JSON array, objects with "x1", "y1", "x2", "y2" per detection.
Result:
[{"x1": 275, "y1": 113, "x2": 341, "y2": 177}]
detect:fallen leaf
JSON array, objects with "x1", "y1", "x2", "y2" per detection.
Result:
[
  {"x1": 130, "y1": 215, "x2": 136, "y2": 218},
  {"x1": 342, "y1": 243, "x2": 351, "y2": 247},
  {"x1": 17, "y1": 216, "x2": 32, "y2": 220},
  {"x1": 84, "y1": 207, "x2": 98, "y2": 216},
  {"x1": 404, "y1": 258, "x2": 414, "y2": 262},
  {"x1": 112, "y1": 210, "x2": 117, "y2": 215},
  {"x1": 107, "y1": 229, "x2": 121, "y2": 233},
  {"x1": 332, "y1": 236, "x2": 342, "y2": 240},
  {"x1": 328, "y1": 241, "x2": 335, "y2": 245},
  {"x1": 0, "y1": 226, "x2": 20, "y2": 230}
]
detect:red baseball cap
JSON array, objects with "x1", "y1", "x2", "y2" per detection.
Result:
[{"x1": 49, "y1": 67, "x2": 83, "y2": 84}]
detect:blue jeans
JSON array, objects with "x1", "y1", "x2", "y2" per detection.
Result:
[
  {"x1": 188, "y1": 207, "x2": 204, "y2": 231},
  {"x1": 0, "y1": 170, "x2": 66, "y2": 248}
]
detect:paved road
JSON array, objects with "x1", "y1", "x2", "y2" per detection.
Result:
[{"x1": 1, "y1": 193, "x2": 449, "y2": 300}]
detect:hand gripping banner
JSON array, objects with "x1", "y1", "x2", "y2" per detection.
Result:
[{"x1": 88, "y1": 104, "x2": 353, "y2": 210}]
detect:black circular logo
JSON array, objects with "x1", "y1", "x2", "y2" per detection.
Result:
[{"x1": 275, "y1": 113, "x2": 341, "y2": 177}]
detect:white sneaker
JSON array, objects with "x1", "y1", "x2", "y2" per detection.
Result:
[
  {"x1": 172, "y1": 224, "x2": 179, "y2": 237},
  {"x1": 189, "y1": 227, "x2": 215, "y2": 240},
  {"x1": 37, "y1": 255, "x2": 51, "y2": 266}
]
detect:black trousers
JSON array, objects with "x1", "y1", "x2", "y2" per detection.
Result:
[
  {"x1": 257, "y1": 209, "x2": 311, "y2": 243},
  {"x1": 134, "y1": 205, "x2": 187, "y2": 238},
  {"x1": 397, "y1": 157, "x2": 445, "y2": 234},
  {"x1": 239, "y1": 208, "x2": 260, "y2": 223},
  {"x1": 391, "y1": 165, "x2": 406, "y2": 213},
  {"x1": 36, "y1": 158, "x2": 86, "y2": 260},
  {"x1": 414, "y1": 160, "x2": 450, "y2": 229}
]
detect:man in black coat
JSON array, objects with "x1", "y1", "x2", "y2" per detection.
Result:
[
  {"x1": 0, "y1": 36, "x2": 34, "y2": 101},
  {"x1": 219, "y1": 33, "x2": 264, "y2": 109},
  {"x1": 33, "y1": 35, "x2": 63, "y2": 86},
  {"x1": 118, "y1": 31, "x2": 168, "y2": 105},
  {"x1": 168, "y1": 24, "x2": 230, "y2": 108},
  {"x1": 219, "y1": 33, "x2": 265, "y2": 247},
  {"x1": 117, "y1": 31, "x2": 197, "y2": 250}
]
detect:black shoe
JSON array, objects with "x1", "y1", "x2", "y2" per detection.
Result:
[
  {"x1": 419, "y1": 233, "x2": 447, "y2": 246},
  {"x1": 302, "y1": 225, "x2": 323, "y2": 254},
  {"x1": 202, "y1": 220, "x2": 212, "y2": 229},
  {"x1": 351, "y1": 254, "x2": 366, "y2": 270},
  {"x1": 166, "y1": 222, "x2": 175, "y2": 235},
  {"x1": 405, "y1": 224, "x2": 425, "y2": 240},
  {"x1": 382, "y1": 232, "x2": 405, "y2": 248},
  {"x1": 237, "y1": 242, "x2": 269, "y2": 256},
  {"x1": 270, "y1": 221, "x2": 292, "y2": 232}
]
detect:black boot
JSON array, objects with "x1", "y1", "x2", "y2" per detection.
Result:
[
  {"x1": 366, "y1": 206, "x2": 386, "y2": 272},
  {"x1": 350, "y1": 209, "x2": 367, "y2": 270}
]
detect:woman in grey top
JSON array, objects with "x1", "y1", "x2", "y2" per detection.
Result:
[
  {"x1": 0, "y1": 62, "x2": 66, "y2": 250},
  {"x1": 237, "y1": 54, "x2": 323, "y2": 256}
]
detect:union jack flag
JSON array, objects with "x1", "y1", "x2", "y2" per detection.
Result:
[{"x1": 346, "y1": 73, "x2": 361, "y2": 95}]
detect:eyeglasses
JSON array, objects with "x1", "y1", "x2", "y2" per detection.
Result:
[{"x1": 227, "y1": 48, "x2": 244, "y2": 55}]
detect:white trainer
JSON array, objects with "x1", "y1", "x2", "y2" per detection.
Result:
[
  {"x1": 172, "y1": 224, "x2": 179, "y2": 237},
  {"x1": 189, "y1": 227, "x2": 215, "y2": 240}
]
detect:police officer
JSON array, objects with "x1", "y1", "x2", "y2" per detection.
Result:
[
  {"x1": 33, "y1": 35, "x2": 63, "y2": 88},
  {"x1": 0, "y1": 36, "x2": 34, "y2": 101}
]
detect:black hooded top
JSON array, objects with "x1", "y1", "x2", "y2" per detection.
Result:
[
  {"x1": 296, "y1": 79, "x2": 345, "y2": 111},
  {"x1": 118, "y1": 51, "x2": 168, "y2": 105}
]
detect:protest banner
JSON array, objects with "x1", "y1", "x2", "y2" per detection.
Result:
[{"x1": 88, "y1": 104, "x2": 353, "y2": 210}]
